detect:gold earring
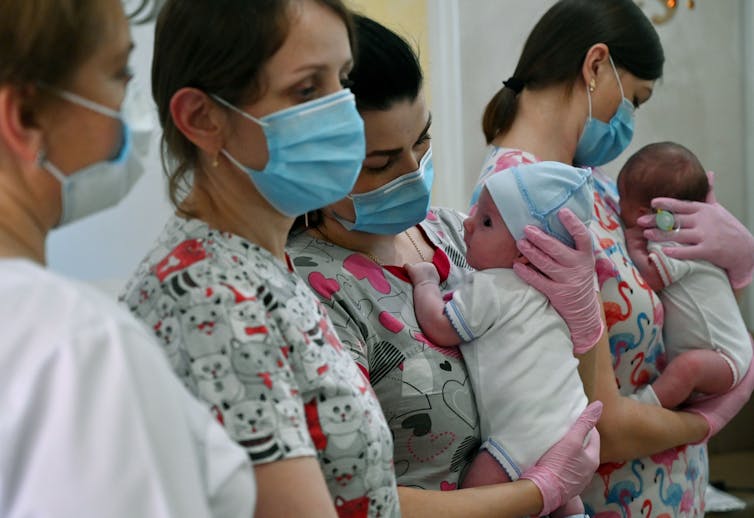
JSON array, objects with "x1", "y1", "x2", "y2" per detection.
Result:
[
  {"x1": 589, "y1": 78, "x2": 596, "y2": 92},
  {"x1": 212, "y1": 154, "x2": 219, "y2": 167}
]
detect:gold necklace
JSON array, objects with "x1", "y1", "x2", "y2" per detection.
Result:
[
  {"x1": 314, "y1": 224, "x2": 425, "y2": 265},
  {"x1": 364, "y1": 251, "x2": 384, "y2": 266},
  {"x1": 405, "y1": 228, "x2": 427, "y2": 262},
  {"x1": 365, "y1": 230, "x2": 426, "y2": 265}
]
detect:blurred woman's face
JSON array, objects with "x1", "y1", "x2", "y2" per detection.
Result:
[
  {"x1": 32, "y1": 0, "x2": 133, "y2": 225},
  {"x1": 39, "y1": 0, "x2": 133, "y2": 176}
]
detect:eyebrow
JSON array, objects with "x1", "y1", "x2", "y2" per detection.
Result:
[
  {"x1": 366, "y1": 112, "x2": 433, "y2": 158},
  {"x1": 293, "y1": 58, "x2": 354, "y2": 75},
  {"x1": 416, "y1": 112, "x2": 432, "y2": 144}
]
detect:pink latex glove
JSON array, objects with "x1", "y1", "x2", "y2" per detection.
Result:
[
  {"x1": 685, "y1": 338, "x2": 754, "y2": 443},
  {"x1": 521, "y1": 401, "x2": 603, "y2": 516},
  {"x1": 637, "y1": 171, "x2": 754, "y2": 289},
  {"x1": 514, "y1": 208, "x2": 605, "y2": 354}
]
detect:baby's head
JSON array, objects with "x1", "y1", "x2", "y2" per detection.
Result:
[
  {"x1": 463, "y1": 161, "x2": 594, "y2": 270},
  {"x1": 617, "y1": 142, "x2": 708, "y2": 229}
]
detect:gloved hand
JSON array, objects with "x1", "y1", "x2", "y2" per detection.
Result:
[
  {"x1": 637, "y1": 171, "x2": 754, "y2": 289},
  {"x1": 521, "y1": 401, "x2": 603, "y2": 516},
  {"x1": 405, "y1": 261, "x2": 440, "y2": 288},
  {"x1": 514, "y1": 208, "x2": 605, "y2": 354},
  {"x1": 685, "y1": 338, "x2": 754, "y2": 443}
]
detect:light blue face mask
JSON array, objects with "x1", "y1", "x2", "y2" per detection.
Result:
[
  {"x1": 335, "y1": 147, "x2": 434, "y2": 235},
  {"x1": 573, "y1": 56, "x2": 635, "y2": 167},
  {"x1": 40, "y1": 86, "x2": 152, "y2": 227},
  {"x1": 212, "y1": 89, "x2": 365, "y2": 217}
]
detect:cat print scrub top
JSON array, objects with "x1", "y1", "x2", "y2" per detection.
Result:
[{"x1": 122, "y1": 215, "x2": 399, "y2": 518}]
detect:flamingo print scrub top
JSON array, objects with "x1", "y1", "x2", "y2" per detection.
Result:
[{"x1": 581, "y1": 169, "x2": 708, "y2": 518}]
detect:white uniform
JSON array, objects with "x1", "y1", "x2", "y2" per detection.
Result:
[
  {"x1": 0, "y1": 259, "x2": 255, "y2": 518},
  {"x1": 649, "y1": 242, "x2": 752, "y2": 384},
  {"x1": 444, "y1": 269, "x2": 587, "y2": 480}
]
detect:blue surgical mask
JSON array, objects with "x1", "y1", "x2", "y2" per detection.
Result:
[
  {"x1": 573, "y1": 56, "x2": 635, "y2": 167},
  {"x1": 40, "y1": 85, "x2": 152, "y2": 227},
  {"x1": 335, "y1": 148, "x2": 434, "y2": 235},
  {"x1": 213, "y1": 89, "x2": 365, "y2": 217}
]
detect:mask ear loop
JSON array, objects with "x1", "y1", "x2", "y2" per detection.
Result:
[
  {"x1": 210, "y1": 94, "x2": 269, "y2": 128},
  {"x1": 38, "y1": 84, "x2": 122, "y2": 119},
  {"x1": 608, "y1": 55, "x2": 626, "y2": 101},
  {"x1": 36, "y1": 149, "x2": 66, "y2": 183}
]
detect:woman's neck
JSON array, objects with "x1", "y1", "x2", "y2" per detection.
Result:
[
  {"x1": 0, "y1": 173, "x2": 47, "y2": 264},
  {"x1": 184, "y1": 167, "x2": 293, "y2": 261},
  {"x1": 311, "y1": 213, "x2": 429, "y2": 266},
  {"x1": 492, "y1": 85, "x2": 584, "y2": 164}
]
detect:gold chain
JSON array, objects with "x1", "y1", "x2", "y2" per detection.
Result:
[
  {"x1": 364, "y1": 251, "x2": 383, "y2": 266},
  {"x1": 314, "y1": 224, "x2": 425, "y2": 265},
  {"x1": 405, "y1": 228, "x2": 427, "y2": 262}
]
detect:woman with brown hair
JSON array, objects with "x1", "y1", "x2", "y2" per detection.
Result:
[
  {"x1": 122, "y1": 1, "x2": 401, "y2": 515},
  {"x1": 0, "y1": 0, "x2": 254, "y2": 516},
  {"x1": 288, "y1": 13, "x2": 603, "y2": 518},
  {"x1": 476, "y1": 0, "x2": 754, "y2": 515}
]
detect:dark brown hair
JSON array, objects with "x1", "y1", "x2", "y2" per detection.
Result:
[
  {"x1": 618, "y1": 141, "x2": 709, "y2": 207},
  {"x1": 152, "y1": 0, "x2": 355, "y2": 208},
  {"x1": 482, "y1": 0, "x2": 665, "y2": 143}
]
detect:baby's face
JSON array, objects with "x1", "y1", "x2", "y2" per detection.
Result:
[
  {"x1": 462, "y1": 188, "x2": 520, "y2": 270},
  {"x1": 617, "y1": 175, "x2": 644, "y2": 229},
  {"x1": 618, "y1": 197, "x2": 643, "y2": 229}
]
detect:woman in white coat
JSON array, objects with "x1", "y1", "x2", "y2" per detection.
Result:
[{"x1": 0, "y1": 1, "x2": 255, "y2": 516}]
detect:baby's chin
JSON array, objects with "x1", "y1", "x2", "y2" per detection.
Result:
[{"x1": 467, "y1": 257, "x2": 516, "y2": 270}]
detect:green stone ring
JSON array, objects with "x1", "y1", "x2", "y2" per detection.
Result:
[{"x1": 655, "y1": 209, "x2": 678, "y2": 232}]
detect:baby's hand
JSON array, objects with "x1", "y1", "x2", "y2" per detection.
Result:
[{"x1": 404, "y1": 262, "x2": 441, "y2": 287}]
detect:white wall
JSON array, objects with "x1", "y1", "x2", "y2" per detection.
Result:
[{"x1": 429, "y1": 0, "x2": 753, "y2": 324}]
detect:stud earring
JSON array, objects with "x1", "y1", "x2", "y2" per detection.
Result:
[
  {"x1": 589, "y1": 78, "x2": 596, "y2": 92},
  {"x1": 212, "y1": 154, "x2": 219, "y2": 168}
]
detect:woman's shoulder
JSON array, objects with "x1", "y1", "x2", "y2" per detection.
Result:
[
  {"x1": 423, "y1": 208, "x2": 470, "y2": 271},
  {"x1": 2, "y1": 258, "x2": 142, "y2": 330},
  {"x1": 1, "y1": 259, "x2": 164, "y2": 373},
  {"x1": 287, "y1": 230, "x2": 353, "y2": 277},
  {"x1": 123, "y1": 216, "x2": 298, "y2": 312},
  {"x1": 472, "y1": 146, "x2": 541, "y2": 205},
  {"x1": 423, "y1": 207, "x2": 466, "y2": 237}
]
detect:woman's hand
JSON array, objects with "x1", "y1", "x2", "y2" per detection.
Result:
[
  {"x1": 637, "y1": 171, "x2": 754, "y2": 289},
  {"x1": 521, "y1": 401, "x2": 603, "y2": 516},
  {"x1": 685, "y1": 338, "x2": 754, "y2": 443},
  {"x1": 514, "y1": 208, "x2": 605, "y2": 354}
]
